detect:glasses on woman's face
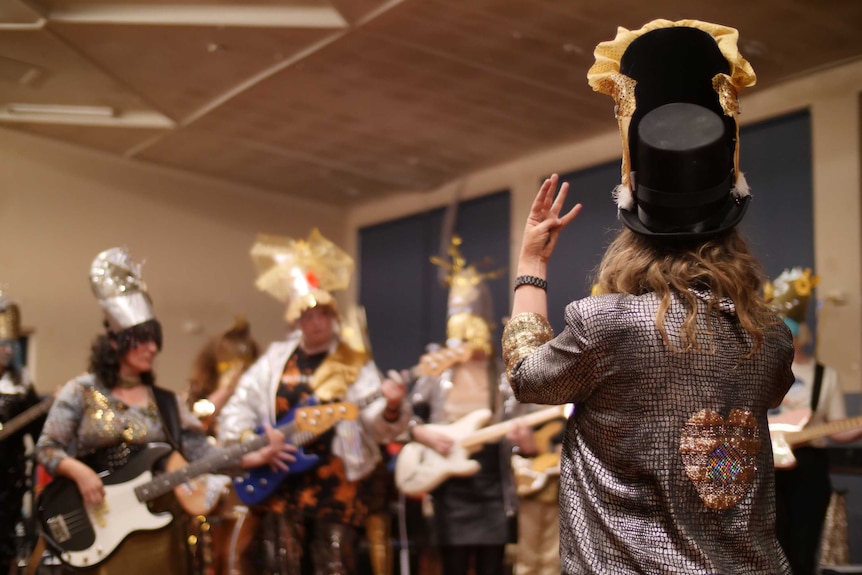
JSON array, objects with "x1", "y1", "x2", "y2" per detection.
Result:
[{"x1": 130, "y1": 338, "x2": 159, "y2": 350}]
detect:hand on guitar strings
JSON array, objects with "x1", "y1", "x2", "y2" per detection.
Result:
[
  {"x1": 241, "y1": 423, "x2": 297, "y2": 472},
  {"x1": 412, "y1": 425, "x2": 454, "y2": 456},
  {"x1": 61, "y1": 457, "x2": 107, "y2": 505}
]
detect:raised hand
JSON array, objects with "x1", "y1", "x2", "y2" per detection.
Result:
[{"x1": 521, "y1": 174, "x2": 582, "y2": 264}]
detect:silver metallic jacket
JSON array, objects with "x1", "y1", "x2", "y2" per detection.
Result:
[
  {"x1": 218, "y1": 332, "x2": 411, "y2": 482},
  {"x1": 509, "y1": 291, "x2": 794, "y2": 575}
]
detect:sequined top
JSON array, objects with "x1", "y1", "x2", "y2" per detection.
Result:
[
  {"x1": 36, "y1": 373, "x2": 213, "y2": 475},
  {"x1": 509, "y1": 291, "x2": 794, "y2": 575}
]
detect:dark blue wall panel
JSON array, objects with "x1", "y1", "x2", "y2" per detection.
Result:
[{"x1": 359, "y1": 191, "x2": 510, "y2": 372}]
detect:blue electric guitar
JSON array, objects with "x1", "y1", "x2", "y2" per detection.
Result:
[
  {"x1": 233, "y1": 398, "x2": 360, "y2": 505},
  {"x1": 234, "y1": 344, "x2": 472, "y2": 505}
]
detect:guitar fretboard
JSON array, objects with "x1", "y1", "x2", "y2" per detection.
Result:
[
  {"x1": 134, "y1": 401, "x2": 357, "y2": 502},
  {"x1": 136, "y1": 419, "x2": 298, "y2": 501},
  {"x1": 461, "y1": 405, "x2": 567, "y2": 450},
  {"x1": 786, "y1": 415, "x2": 862, "y2": 446}
]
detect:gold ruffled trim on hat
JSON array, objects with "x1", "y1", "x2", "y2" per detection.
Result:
[
  {"x1": 587, "y1": 19, "x2": 756, "y2": 95},
  {"x1": 502, "y1": 312, "x2": 554, "y2": 381}
]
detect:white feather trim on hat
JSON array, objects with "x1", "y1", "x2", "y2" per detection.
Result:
[
  {"x1": 731, "y1": 171, "x2": 751, "y2": 199},
  {"x1": 613, "y1": 183, "x2": 635, "y2": 211}
]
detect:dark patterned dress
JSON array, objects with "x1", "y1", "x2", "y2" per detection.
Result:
[{"x1": 270, "y1": 348, "x2": 371, "y2": 527}]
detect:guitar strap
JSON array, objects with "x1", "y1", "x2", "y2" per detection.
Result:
[
  {"x1": 153, "y1": 386, "x2": 182, "y2": 451},
  {"x1": 810, "y1": 362, "x2": 825, "y2": 413}
]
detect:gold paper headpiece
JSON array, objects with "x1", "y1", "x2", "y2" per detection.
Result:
[
  {"x1": 90, "y1": 247, "x2": 156, "y2": 331},
  {"x1": 431, "y1": 236, "x2": 504, "y2": 354},
  {"x1": 764, "y1": 267, "x2": 819, "y2": 324},
  {"x1": 0, "y1": 290, "x2": 21, "y2": 341},
  {"x1": 250, "y1": 228, "x2": 354, "y2": 323}
]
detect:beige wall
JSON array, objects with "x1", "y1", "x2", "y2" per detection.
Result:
[
  {"x1": 0, "y1": 128, "x2": 344, "y2": 394},
  {"x1": 347, "y1": 59, "x2": 862, "y2": 393}
]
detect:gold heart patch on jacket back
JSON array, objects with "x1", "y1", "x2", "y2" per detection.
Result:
[{"x1": 680, "y1": 408, "x2": 761, "y2": 510}]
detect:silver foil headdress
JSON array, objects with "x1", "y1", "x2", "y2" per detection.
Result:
[{"x1": 89, "y1": 247, "x2": 156, "y2": 331}]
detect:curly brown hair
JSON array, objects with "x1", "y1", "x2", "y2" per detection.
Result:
[
  {"x1": 595, "y1": 227, "x2": 776, "y2": 354},
  {"x1": 89, "y1": 320, "x2": 161, "y2": 388},
  {"x1": 186, "y1": 318, "x2": 259, "y2": 408}
]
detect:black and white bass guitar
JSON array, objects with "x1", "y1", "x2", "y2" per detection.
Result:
[{"x1": 36, "y1": 402, "x2": 356, "y2": 568}]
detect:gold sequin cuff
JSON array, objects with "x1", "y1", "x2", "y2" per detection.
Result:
[{"x1": 502, "y1": 312, "x2": 555, "y2": 380}]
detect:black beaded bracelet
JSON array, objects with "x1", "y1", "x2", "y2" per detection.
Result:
[{"x1": 514, "y1": 275, "x2": 548, "y2": 292}]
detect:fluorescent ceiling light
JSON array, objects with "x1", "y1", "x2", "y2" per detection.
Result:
[{"x1": 5, "y1": 103, "x2": 116, "y2": 117}]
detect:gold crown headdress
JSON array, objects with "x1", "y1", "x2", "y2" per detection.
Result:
[
  {"x1": 764, "y1": 267, "x2": 819, "y2": 324},
  {"x1": 251, "y1": 228, "x2": 354, "y2": 323},
  {"x1": 90, "y1": 247, "x2": 156, "y2": 331},
  {"x1": 0, "y1": 289, "x2": 21, "y2": 341},
  {"x1": 431, "y1": 236, "x2": 504, "y2": 354}
]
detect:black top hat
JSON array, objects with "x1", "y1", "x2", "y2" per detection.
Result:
[
  {"x1": 588, "y1": 20, "x2": 757, "y2": 240},
  {"x1": 621, "y1": 102, "x2": 748, "y2": 237}
]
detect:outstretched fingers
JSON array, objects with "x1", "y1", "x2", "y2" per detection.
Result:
[
  {"x1": 558, "y1": 202, "x2": 583, "y2": 228},
  {"x1": 550, "y1": 180, "x2": 570, "y2": 217},
  {"x1": 531, "y1": 174, "x2": 558, "y2": 218}
]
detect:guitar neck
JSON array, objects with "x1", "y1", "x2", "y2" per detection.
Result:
[
  {"x1": 0, "y1": 397, "x2": 53, "y2": 442},
  {"x1": 137, "y1": 419, "x2": 299, "y2": 502},
  {"x1": 787, "y1": 415, "x2": 862, "y2": 446},
  {"x1": 461, "y1": 405, "x2": 566, "y2": 450}
]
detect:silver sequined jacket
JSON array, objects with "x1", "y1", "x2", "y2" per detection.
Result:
[{"x1": 509, "y1": 291, "x2": 794, "y2": 575}]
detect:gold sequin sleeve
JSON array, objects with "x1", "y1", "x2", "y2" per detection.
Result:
[{"x1": 502, "y1": 312, "x2": 555, "y2": 381}]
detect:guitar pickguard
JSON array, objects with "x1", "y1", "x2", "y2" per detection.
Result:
[{"x1": 37, "y1": 444, "x2": 174, "y2": 568}]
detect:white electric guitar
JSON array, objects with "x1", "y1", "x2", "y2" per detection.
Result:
[
  {"x1": 769, "y1": 408, "x2": 862, "y2": 469},
  {"x1": 395, "y1": 404, "x2": 568, "y2": 496}
]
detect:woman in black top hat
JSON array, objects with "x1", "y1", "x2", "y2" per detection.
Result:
[{"x1": 503, "y1": 20, "x2": 795, "y2": 575}]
